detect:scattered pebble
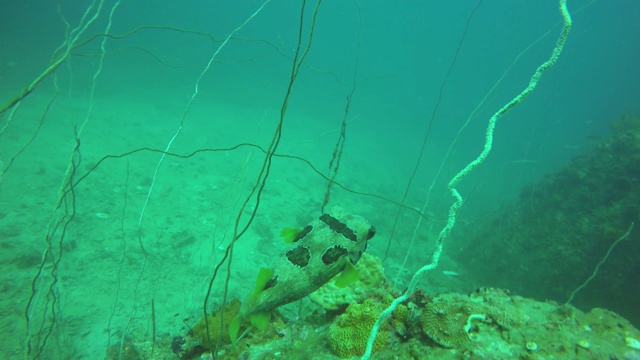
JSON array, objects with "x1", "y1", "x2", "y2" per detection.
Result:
[
  {"x1": 578, "y1": 340, "x2": 591, "y2": 349},
  {"x1": 526, "y1": 342, "x2": 538, "y2": 352}
]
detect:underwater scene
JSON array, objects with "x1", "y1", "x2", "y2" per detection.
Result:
[{"x1": 1, "y1": 0, "x2": 639, "y2": 359}]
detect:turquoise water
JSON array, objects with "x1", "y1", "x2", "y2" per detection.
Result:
[{"x1": 1, "y1": 1, "x2": 638, "y2": 359}]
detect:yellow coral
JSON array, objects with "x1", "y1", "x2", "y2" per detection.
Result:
[
  {"x1": 191, "y1": 298, "x2": 243, "y2": 348},
  {"x1": 329, "y1": 299, "x2": 390, "y2": 358}
]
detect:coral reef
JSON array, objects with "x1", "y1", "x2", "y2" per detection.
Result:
[
  {"x1": 309, "y1": 253, "x2": 387, "y2": 311},
  {"x1": 455, "y1": 114, "x2": 640, "y2": 326},
  {"x1": 420, "y1": 296, "x2": 480, "y2": 348},
  {"x1": 420, "y1": 289, "x2": 526, "y2": 349},
  {"x1": 135, "y1": 285, "x2": 640, "y2": 359},
  {"x1": 328, "y1": 298, "x2": 391, "y2": 358},
  {"x1": 415, "y1": 288, "x2": 640, "y2": 359}
]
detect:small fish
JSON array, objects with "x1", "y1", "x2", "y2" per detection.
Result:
[
  {"x1": 229, "y1": 206, "x2": 376, "y2": 342},
  {"x1": 441, "y1": 270, "x2": 459, "y2": 276}
]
